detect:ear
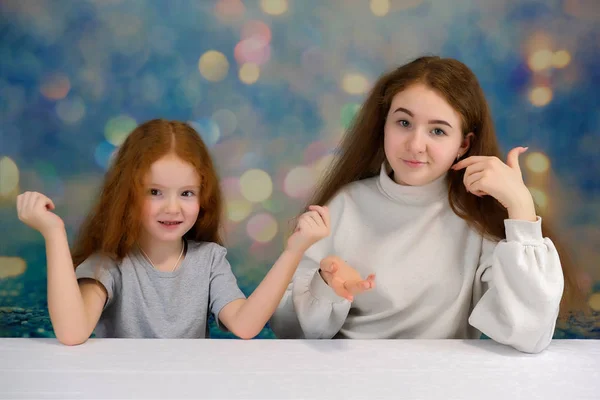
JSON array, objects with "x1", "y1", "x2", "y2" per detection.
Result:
[{"x1": 459, "y1": 132, "x2": 474, "y2": 156}]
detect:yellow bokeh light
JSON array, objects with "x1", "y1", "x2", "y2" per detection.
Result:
[
  {"x1": 246, "y1": 212, "x2": 278, "y2": 243},
  {"x1": 240, "y1": 169, "x2": 273, "y2": 202},
  {"x1": 528, "y1": 187, "x2": 548, "y2": 210},
  {"x1": 283, "y1": 166, "x2": 316, "y2": 199},
  {"x1": 198, "y1": 50, "x2": 229, "y2": 82},
  {"x1": 525, "y1": 152, "x2": 550, "y2": 174},
  {"x1": 552, "y1": 50, "x2": 571, "y2": 68},
  {"x1": 260, "y1": 0, "x2": 288, "y2": 15},
  {"x1": 370, "y1": 0, "x2": 390, "y2": 16},
  {"x1": 0, "y1": 157, "x2": 19, "y2": 197},
  {"x1": 239, "y1": 63, "x2": 260, "y2": 84},
  {"x1": 104, "y1": 115, "x2": 137, "y2": 146},
  {"x1": 589, "y1": 293, "x2": 600, "y2": 312},
  {"x1": 0, "y1": 257, "x2": 27, "y2": 279},
  {"x1": 226, "y1": 199, "x2": 253, "y2": 222},
  {"x1": 529, "y1": 86, "x2": 553, "y2": 107},
  {"x1": 528, "y1": 49, "x2": 553, "y2": 72},
  {"x1": 342, "y1": 73, "x2": 370, "y2": 95}
]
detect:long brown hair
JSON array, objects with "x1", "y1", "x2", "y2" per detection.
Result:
[
  {"x1": 306, "y1": 56, "x2": 586, "y2": 317},
  {"x1": 72, "y1": 119, "x2": 223, "y2": 266}
]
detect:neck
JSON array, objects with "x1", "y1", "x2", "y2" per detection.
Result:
[
  {"x1": 137, "y1": 234, "x2": 184, "y2": 266},
  {"x1": 378, "y1": 162, "x2": 448, "y2": 206}
]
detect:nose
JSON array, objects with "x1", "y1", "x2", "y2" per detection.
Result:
[
  {"x1": 164, "y1": 195, "x2": 181, "y2": 214},
  {"x1": 405, "y1": 129, "x2": 426, "y2": 154}
]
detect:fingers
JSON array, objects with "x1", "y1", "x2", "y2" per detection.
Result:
[
  {"x1": 16, "y1": 192, "x2": 24, "y2": 214},
  {"x1": 463, "y1": 171, "x2": 485, "y2": 195},
  {"x1": 295, "y1": 206, "x2": 330, "y2": 240},
  {"x1": 452, "y1": 156, "x2": 488, "y2": 170},
  {"x1": 344, "y1": 275, "x2": 377, "y2": 295},
  {"x1": 319, "y1": 259, "x2": 339, "y2": 274},
  {"x1": 46, "y1": 198, "x2": 56, "y2": 211},
  {"x1": 308, "y1": 205, "x2": 330, "y2": 228},
  {"x1": 320, "y1": 269, "x2": 353, "y2": 301},
  {"x1": 16, "y1": 191, "x2": 53, "y2": 219},
  {"x1": 331, "y1": 277, "x2": 355, "y2": 301},
  {"x1": 297, "y1": 210, "x2": 320, "y2": 230},
  {"x1": 365, "y1": 274, "x2": 376, "y2": 289},
  {"x1": 17, "y1": 191, "x2": 38, "y2": 217},
  {"x1": 33, "y1": 193, "x2": 54, "y2": 213},
  {"x1": 305, "y1": 211, "x2": 321, "y2": 227},
  {"x1": 506, "y1": 146, "x2": 527, "y2": 173}
]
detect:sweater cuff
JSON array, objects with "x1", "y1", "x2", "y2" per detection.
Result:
[
  {"x1": 504, "y1": 216, "x2": 543, "y2": 244},
  {"x1": 308, "y1": 269, "x2": 347, "y2": 303}
]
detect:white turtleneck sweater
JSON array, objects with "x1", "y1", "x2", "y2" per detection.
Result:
[{"x1": 270, "y1": 164, "x2": 564, "y2": 353}]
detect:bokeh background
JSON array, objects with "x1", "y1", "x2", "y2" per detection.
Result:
[{"x1": 0, "y1": 0, "x2": 599, "y2": 339}]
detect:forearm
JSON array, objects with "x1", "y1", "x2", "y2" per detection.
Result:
[
  {"x1": 44, "y1": 228, "x2": 92, "y2": 344},
  {"x1": 231, "y1": 249, "x2": 304, "y2": 338},
  {"x1": 507, "y1": 191, "x2": 537, "y2": 222}
]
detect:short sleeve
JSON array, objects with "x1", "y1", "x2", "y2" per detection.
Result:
[
  {"x1": 208, "y1": 246, "x2": 247, "y2": 329},
  {"x1": 75, "y1": 253, "x2": 120, "y2": 309}
]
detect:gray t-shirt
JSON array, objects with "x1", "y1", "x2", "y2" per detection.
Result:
[{"x1": 75, "y1": 240, "x2": 246, "y2": 338}]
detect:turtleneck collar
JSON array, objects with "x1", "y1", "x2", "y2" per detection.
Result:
[{"x1": 377, "y1": 162, "x2": 448, "y2": 205}]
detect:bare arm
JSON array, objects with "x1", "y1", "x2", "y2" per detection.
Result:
[
  {"x1": 44, "y1": 227, "x2": 106, "y2": 345},
  {"x1": 17, "y1": 191, "x2": 105, "y2": 345},
  {"x1": 219, "y1": 205, "x2": 331, "y2": 339},
  {"x1": 218, "y1": 249, "x2": 303, "y2": 339}
]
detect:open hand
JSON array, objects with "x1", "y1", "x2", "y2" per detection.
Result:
[{"x1": 319, "y1": 255, "x2": 375, "y2": 301}]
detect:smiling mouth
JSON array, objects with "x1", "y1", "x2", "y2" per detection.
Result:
[{"x1": 159, "y1": 221, "x2": 183, "y2": 226}]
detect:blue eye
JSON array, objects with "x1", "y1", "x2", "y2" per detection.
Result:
[
  {"x1": 397, "y1": 120, "x2": 410, "y2": 128},
  {"x1": 432, "y1": 128, "x2": 446, "y2": 136}
]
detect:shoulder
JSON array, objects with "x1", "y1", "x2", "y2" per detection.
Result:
[
  {"x1": 75, "y1": 252, "x2": 120, "y2": 274},
  {"x1": 75, "y1": 252, "x2": 122, "y2": 289}
]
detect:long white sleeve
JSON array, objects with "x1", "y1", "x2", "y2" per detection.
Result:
[
  {"x1": 273, "y1": 164, "x2": 566, "y2": 348},
  {"x1": 270, "y1": 194, "x2": 351, "y2": 339},
  {"x1": 469, "y1": 217, "x2": 564, "y2": 354}
]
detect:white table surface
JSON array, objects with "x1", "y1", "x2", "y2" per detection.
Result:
[{"x1": 0, "y1": 338, "x2": 599, "y2": 400}]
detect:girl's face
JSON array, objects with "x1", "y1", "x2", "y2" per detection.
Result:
[
  {"x1": 383, "y1": 83, "x2": 472, "y2": 186},
  {"x1": 140, "y1": 154, "x2": 200, "y2": 245}
]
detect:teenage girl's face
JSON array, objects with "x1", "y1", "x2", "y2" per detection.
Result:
[
  {"x1": 383, "y1": 83, "x2": 472, "y2": 186},
  {"x1": 140, "y1": 154, "x2": 200, "y2": 245}
]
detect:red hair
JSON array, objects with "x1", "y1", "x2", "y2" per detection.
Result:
[{"x1": 72, "y1": 119, "x2": 223, "y2": 266}]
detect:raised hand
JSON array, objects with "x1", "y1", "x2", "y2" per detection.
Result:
[
  {"x1": 452, "y1": 147, "x2": 537, "y2": 221},
  {"x1": 16, "y1": 191, "x2": 65, "y2": 237},
  {"x1": 286, "y1": 205, "x2": 330, "y2": 255}
]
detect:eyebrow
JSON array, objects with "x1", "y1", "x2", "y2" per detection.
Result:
[
  {"x1": 148, "y1": 183, "x2": 200, "y2": 190},
  {"x1": 392, "y1": 107, "x2": 453, "y2": 128}
]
